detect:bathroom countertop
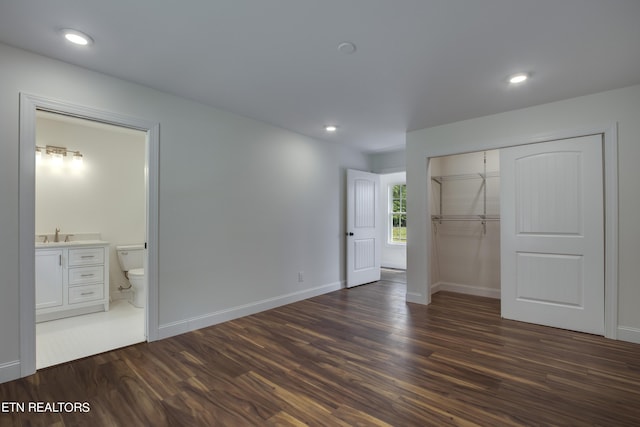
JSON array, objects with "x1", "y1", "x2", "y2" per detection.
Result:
[{"x1": 35, "y1": 240, "x2": 110, "y2": 248}]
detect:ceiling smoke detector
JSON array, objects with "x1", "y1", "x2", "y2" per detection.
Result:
[{"x1": 337, "y1": 42, "x2": 357, "y2": 54}]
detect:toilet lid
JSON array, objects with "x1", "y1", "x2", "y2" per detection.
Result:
[{"x1": 129, "y1": 268, "x2": 144, "y2": 277}]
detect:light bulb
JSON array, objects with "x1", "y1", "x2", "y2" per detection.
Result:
[
  {"x1": 72, "y1": 153, "x2": 83, "y2": 168},
  {"x1": 61, "y1": 29, "x2": 93, "y2": 46},
  {"x1": 509, "y1": 73, "x2": 528, "y2": 84},
  {"x1": 50, "y1": 152, "x2": 64, "y2": 168}
]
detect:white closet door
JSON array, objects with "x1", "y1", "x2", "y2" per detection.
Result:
[{"x1": 500, "y1": 135, "x2": 604, "y2": 335}]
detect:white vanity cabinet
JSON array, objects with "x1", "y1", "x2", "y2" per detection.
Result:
[
  {"x1": 35, "y1": 249, "x2": 63, "y2": 310},
  {"x1": 35, "y1": 242, "x2": 110, "y2": 322}
]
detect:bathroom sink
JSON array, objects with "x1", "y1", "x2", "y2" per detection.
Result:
[{"x1": 35, "y1": 240, "x2": 109, "y2": 248}]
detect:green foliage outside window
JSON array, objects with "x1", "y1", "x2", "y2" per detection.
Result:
[{"x1": 391, "y1": 184, "x2": 407, "y2": 243}]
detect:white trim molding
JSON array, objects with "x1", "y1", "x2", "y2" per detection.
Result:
[
  {"x1": 431, "y1": 282, "x2": 500, "y2": 299},
  {"x1": 18, "y1": 93, "x2": 161, "y2": 378},
  {"x1": 603, "y1": 124, "x2": 619, "y2": 339},
  {"x1": 158, "y1": 281, "x2": 343, "y2": 340},
  {"x1": 406, "y1": 291, "x2": 428, "y2": 305},
  {"x1": 617, "y1": 327, "x2": 640, "y2": 344},
  {"x1": 0, "y1": 361, "x2": 21, "y2": 384}
]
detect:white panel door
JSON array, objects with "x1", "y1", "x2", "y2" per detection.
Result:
[
  {"x1": 347, "y1": 169, "x2": 381, "y2": 287},
  {"x1": 500, "y1": 135, "x2": 604, "y2": 334}
]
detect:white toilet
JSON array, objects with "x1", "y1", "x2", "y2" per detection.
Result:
[{"x1": 116, "y1": 244, "x2": 145, "y2": 308}]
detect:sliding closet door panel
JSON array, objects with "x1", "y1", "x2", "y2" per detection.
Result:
[{"x1": 500, "y1": 135, "x2": 604, "y2": 335}]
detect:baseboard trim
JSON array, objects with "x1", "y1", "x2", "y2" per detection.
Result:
[
  {"x1": 0, "y1": 360, "x2": 21, "y2": 384},
  {"x1": 158, "y1": 281, "x2": 344, "y2": 340},
  {"x1": 617, "y1": 326, "x2": 640, "y2": 344},
  {"x1": 36, "y1": 304, "x2": 106, "y2": 323},
  {"x1": 381, "y1": 263, "x2": 406, "y2": 270},
  {"x1": 406, "y1": 291, "x2": 428, "y2": 305},
  {"x1": 431, "y1": 282, "x2": 501, "y2": 299}
]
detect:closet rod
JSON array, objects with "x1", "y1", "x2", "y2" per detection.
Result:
[{"x1": 431, "y1": 217, "x2": 499, "y2": 235}]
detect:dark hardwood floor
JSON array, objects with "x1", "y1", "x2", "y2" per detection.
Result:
[{"x1": 2, "y1": 280, "x2": 640, "y2": 426}]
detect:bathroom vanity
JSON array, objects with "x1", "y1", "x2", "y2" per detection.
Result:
[{"x1": 35, "y1": 240, "x2": 110, "y2": 322}]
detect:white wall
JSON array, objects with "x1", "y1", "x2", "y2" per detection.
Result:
[
  {"x1": 406, "y1": 84, "x2": 640, "y2": 343},
  {"x1": 370, "y1": 148, "x2": 406, "y2": 174},
  {"x1": 35, "y1": 116, "x2": 146, "y2": 298},
  {"x1": 379, "y1": 172, "x2": 406, "y2": 269},
  {"x1": 429, "y1": 151, "x2": 500, "y2": 297},
  {"x1": 0, "y1": 42, "x2": 370, "y2": 382}
]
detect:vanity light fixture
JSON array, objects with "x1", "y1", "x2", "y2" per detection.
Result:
[
  {"x1": 45, "y1": 145, "x2": 69, "y2": 157},
  {"x1": 61, "y1": 29, "x2": 93, "y2": 46},
  {"x1": 36, "y1": 145, "x2": 84, "y2": 165}
]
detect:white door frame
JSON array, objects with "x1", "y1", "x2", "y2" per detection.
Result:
[
  {"x1": 19, "y1": 93, "x2": 160, "y2": 377},
  {"x1": 424, "y1": 124, "x2": 618, "y2": 339}
]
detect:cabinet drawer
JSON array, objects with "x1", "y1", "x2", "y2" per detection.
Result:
[
  {"x1": 68, "y1": 284, "x2": 104, "y2": 304},
  {"x1": 68, "y1": 247, "x2": 104, "y2": 266},
  {"x1": 68, "y1": 266, "x2": 104, "y2": 286}
]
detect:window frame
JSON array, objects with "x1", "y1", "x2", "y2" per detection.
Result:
[{"x1": 388, "y1": 183, "x2": 407, "y2": 245}]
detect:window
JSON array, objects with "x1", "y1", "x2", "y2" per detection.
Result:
[{"x1": 389, "y1": 184, "x2": 406, "y2": 244}]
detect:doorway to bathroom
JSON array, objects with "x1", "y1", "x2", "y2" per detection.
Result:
[
  {"x1": 34, "y1": 111, "x2": 147, "y2": 368},
  {"x1": 19, "y1": 94, "x2": 160, "y2": 377}
]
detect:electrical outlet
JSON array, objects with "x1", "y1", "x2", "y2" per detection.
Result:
[{"x1": 298, "y1": 271, "x2": 304, "y2": 283}]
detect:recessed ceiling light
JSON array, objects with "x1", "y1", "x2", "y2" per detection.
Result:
[
  {"x1": 337, "y1": 42, "x2": 356, "y2": 54},
  {"x1": 325, "y1": 125, "x2": 338, "y2": 132},
  {"x1": 61, "y1": 29, "x2": 93, "y2": 46},
  {"x1": 508, "y1": 73, "x2": 529, "y2": 84}
]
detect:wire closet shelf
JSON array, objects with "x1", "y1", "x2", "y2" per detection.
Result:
[{"x1": 430, "y1": 152, "x2": 500, "y2": 234}]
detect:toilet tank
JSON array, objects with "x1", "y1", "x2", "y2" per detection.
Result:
[{"x1": 116, "y1": 244, "x2": 144, "y2": 271}]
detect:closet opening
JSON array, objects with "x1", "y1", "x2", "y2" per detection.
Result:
[
  {"x1": 425, "y1": 134, "x2": 610, "y2": 337},
  {"x1": 420, "y1": 127, "x2": 616, "y2": 338},
  {"x1": 429, "y1": 149, "x2": 501, "y2": 299}
]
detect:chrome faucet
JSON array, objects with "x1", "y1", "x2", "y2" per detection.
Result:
[{"x1": 54, "y1": 227, "x2": 61, "y2": 243}]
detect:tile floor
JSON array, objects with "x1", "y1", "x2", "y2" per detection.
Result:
[{"x1": 36, "y1": 299, "x2": 145, "y2": 369}]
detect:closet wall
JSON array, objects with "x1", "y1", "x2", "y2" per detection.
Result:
[{"x1": 430, "y1": 150, "x2": 500, "y2": 298}]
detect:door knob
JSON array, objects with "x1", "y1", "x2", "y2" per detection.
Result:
[{"x1": 346, "y1": 232, "x2": 354, "y2": 236}]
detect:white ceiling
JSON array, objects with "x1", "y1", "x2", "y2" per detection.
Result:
[{"x1": 1, "y1": 0, "x2": 639, "y2": 152}]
